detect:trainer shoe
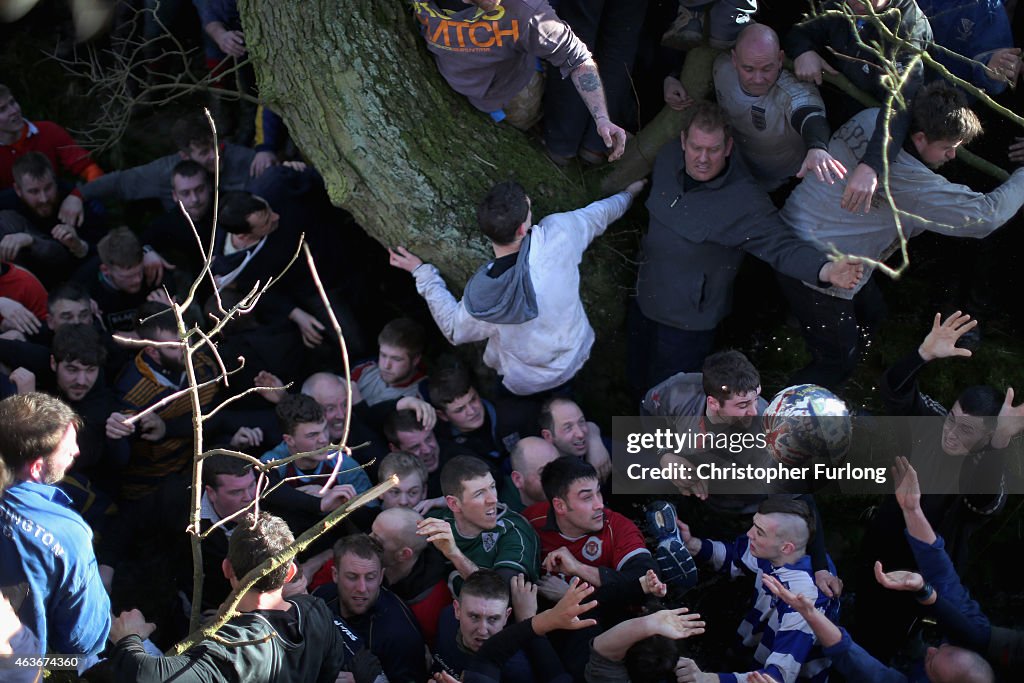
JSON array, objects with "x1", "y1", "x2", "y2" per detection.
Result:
[
  {"x1": 662, "y1": 7, "x2": 703, "y2": 50},
  {"x1": 646, "y1": 500, "x2": 699, "y2": 592}
]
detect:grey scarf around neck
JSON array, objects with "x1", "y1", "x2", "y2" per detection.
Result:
[{"x1": 463, "y1": 231, "x2": 539, "y2": 324}]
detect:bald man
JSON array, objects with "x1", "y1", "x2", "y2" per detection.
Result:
[
  {"x1": 674, "y1": 497, "x2": 839, "y2": 683},
  {"x1": 300, "y1": 371, "x2": 390, "y2": 477},
  {"x1": 509, "y1": 437, "x2": 561, "y2": 509},
  {"x1": 538, "y1": 398, "x2": 612, "y2": 481},
  {"x1": 372, "y1": 507, "x2": 431, "y2": 584},
  {"x1": 667, "y1": 23, "x2": 846, "y2": 193},
  {"x1": 370, "y1": 507, "x2": 451, "y2": 643}
]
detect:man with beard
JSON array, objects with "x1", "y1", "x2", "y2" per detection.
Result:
[
  {"x1": 0, "y1": 84, "x2": 103, "y2": 230},
  {"x1": 0, "y1": 153, "x2": 90, "y2": 286},
  {"x1": 315, "y1": 533, "x2": 426, "y2": 683},
  {"x1": 0, "y1": 392, "x2": 111, "y2": 657}
]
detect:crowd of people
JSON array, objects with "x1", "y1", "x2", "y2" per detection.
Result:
[{"x1": 2, "y1": 0, "x2": 1024, "y2": 681}]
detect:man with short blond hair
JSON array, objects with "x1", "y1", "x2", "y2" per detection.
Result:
[{"x1": 315, "y1": 533, "x2": 426, "y2": 683}]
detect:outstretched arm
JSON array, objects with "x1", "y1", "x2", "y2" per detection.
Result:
[
  {"x1": 389, "y1": 246, "x2": 491, "y2": 345},
  {"x1": 593, "y1": 608, "x2": 705, "y2": 662}
]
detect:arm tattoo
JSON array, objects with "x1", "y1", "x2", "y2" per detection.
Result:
[{"x1": 578, "y1": 71, "x2": 600, "y2": 92}]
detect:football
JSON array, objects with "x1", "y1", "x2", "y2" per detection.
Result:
[{"x1": 762, "y1": 384, "x2": 852, "y2": 467}]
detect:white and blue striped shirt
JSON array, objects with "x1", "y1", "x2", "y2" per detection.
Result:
[{"x1": 696, "y1": 535, "x2": 839, "y2": 683}]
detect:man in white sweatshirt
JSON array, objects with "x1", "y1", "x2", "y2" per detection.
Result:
[{"x1": 389, "y1": 179, "x2": 644, "y2": 397}]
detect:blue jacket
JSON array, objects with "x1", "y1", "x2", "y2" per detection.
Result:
[
  {"x1": 315, "y1": 585, "x2": 427, "y2": 683},
  {"x1": 0, "y1": 481, "x2": 110, "y2": 655},
  {"x1": 918, "y1": 0, "x2": 1014, "y2": 94},
  {"x1": 261, "y1": 442, "x2": 373, "y2": 494},
  {"x1": 823, "y1": 628, "x2": 930, "y2": 683}
]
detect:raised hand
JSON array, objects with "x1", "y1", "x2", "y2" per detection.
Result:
[
  {"x1": 532, "y1": 576, "x2": 598, "y2": 634},
  {"x1": 641, "y1": 568, "x2": 668, "y2": 598},
  {"x1": 992, "y1": 387, "x2": 1024, "y2": 449},
  {"x1": 253, "y1": 370, "x2": 286, "y2": 404},
  {"x1": 891, "y1": 455, "x2": 920, "y2": 513},
  {"x1": 510, "y1": 573, "x2": 538, "y2": 621},
  {"x1": 416, "y1": 517, "x2": 459, "y2": 558},
  {"x1": 918, "y1": 311, "x2": 977, "y2": 361},
  {"x1": 676, "y1": 519, "x2": 702, "y2": 555},
  {"x1": 396, "y1": 396, "x2": 436, "y2": 431},
  {"x1": 389, "y1": 246, "x2": 424, "y2": 273}
]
